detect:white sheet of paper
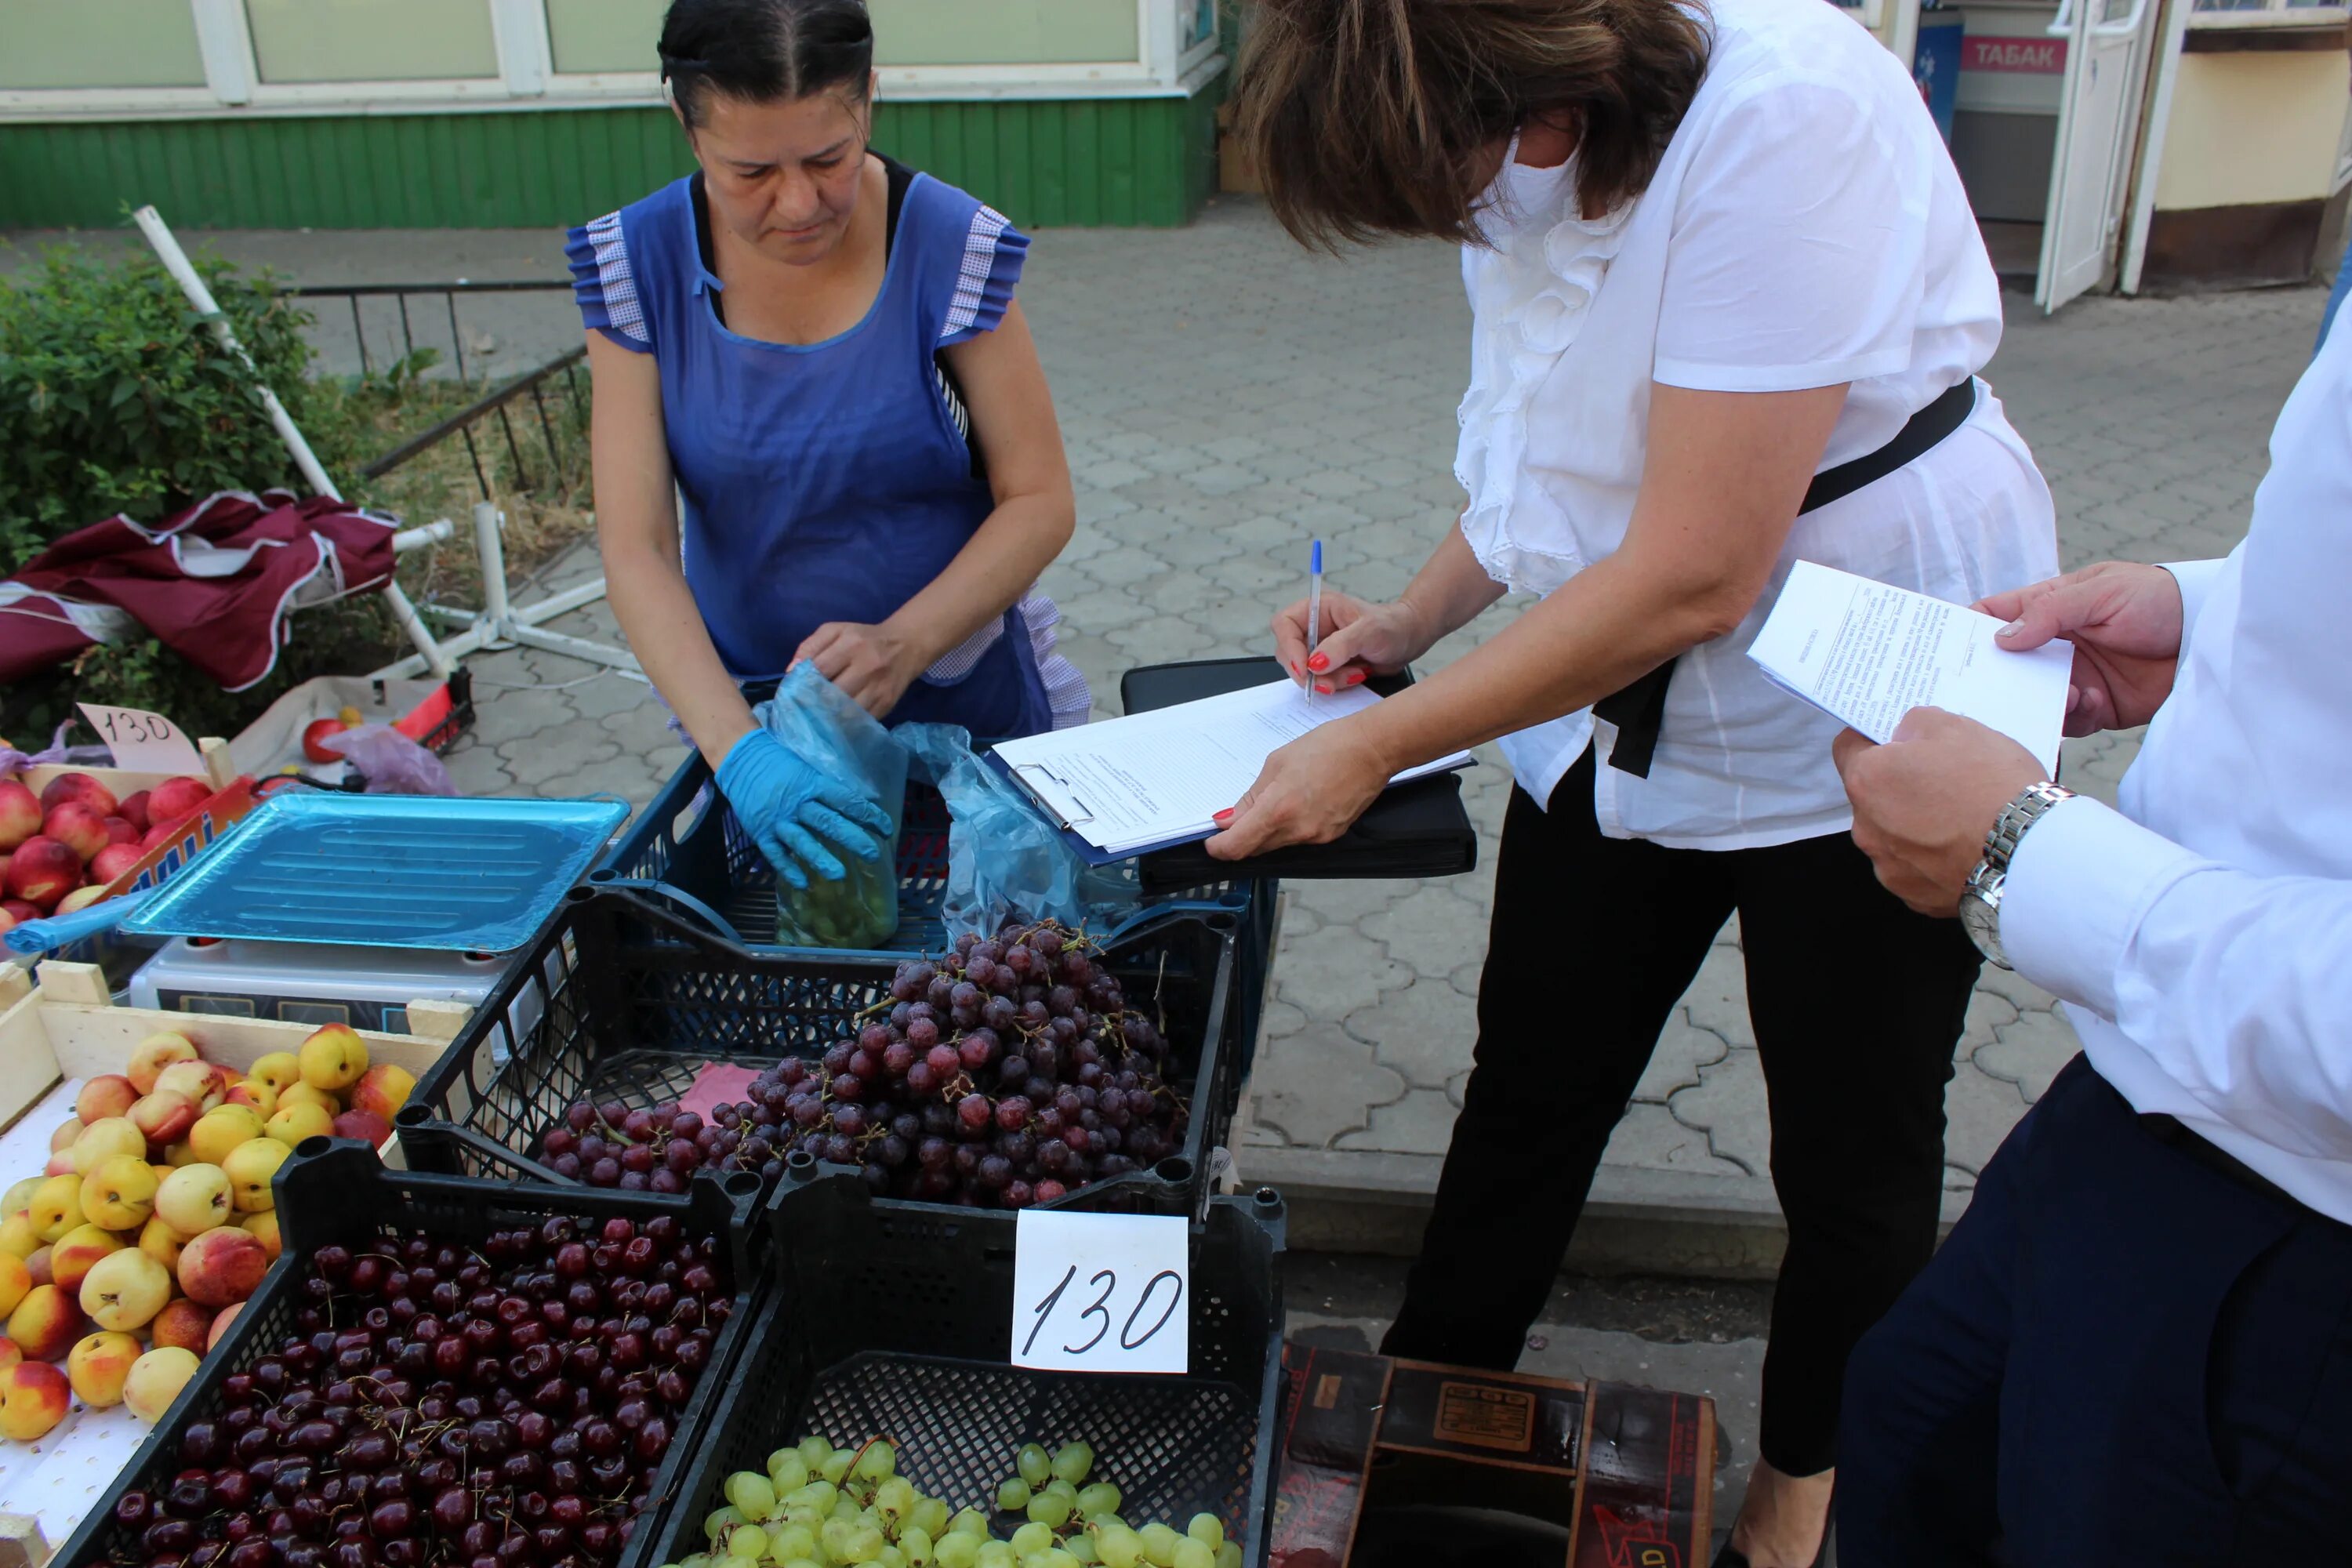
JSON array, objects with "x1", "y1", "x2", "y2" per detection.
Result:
[
  {"x1": 1747, "y1": 561, "x2": 2073, "y2": 774},
  {"x1": 78, "y1": 702, "x2": 205, "y2": 775},
  {"x1": 992, "y1": 680, "x2": 1472, "y2": 855},
  {"x1": 1011, "y1": 1210, "x2": 1189, "y2": 1375}
]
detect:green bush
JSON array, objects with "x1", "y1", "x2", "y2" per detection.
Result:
[{"x1": 0, "y1": 249, "x2": 329, "y2": 571}]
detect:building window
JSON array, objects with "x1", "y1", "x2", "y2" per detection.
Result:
[
  {"x1": 544, "y1": 0, "x2": 663, "y2": 78},
  {"x1": 244, "y1": 0, "x2": 500, "y2": 82},
  {"x1": 2190, "y1": 0, "x2": 2347, "y2": 26},
  {"x1": 0, "y1": 0, "x2": 207, "y2": 89}
]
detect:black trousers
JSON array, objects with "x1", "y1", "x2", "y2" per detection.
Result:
[
  {"x1": 1382, "y1": 749, "x2": 1984, "y2": 1475},
  {"x1": 1839, "y1": 1057, "x2": 2352, "y2": 1564}
]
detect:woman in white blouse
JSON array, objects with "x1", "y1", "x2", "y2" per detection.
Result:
[{"x1": 1221, "y1": 1, "x2": 2056, "y2": 1563}]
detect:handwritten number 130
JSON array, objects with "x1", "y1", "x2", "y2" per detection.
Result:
[{"x1": 1022, "y1": 1265, "x2": 1184, "y2": 1357}]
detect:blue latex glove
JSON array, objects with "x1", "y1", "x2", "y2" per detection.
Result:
[{"x1": 714, "y1": 728, "x2": 892, "y2": 890}]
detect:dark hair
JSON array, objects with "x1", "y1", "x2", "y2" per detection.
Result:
[
  {"x1": 1234, "y1": 0, "x2": 1709, "y2": 249},
  {"x1": 659, "y1": 0, "x2": 874, "y2": 128}
]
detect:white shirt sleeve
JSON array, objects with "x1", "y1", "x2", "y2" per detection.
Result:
[
  {"x1": 2001, "y1": 794, "x2": 2352, "y2": 1157},
  {"x1": 2161, "y1": 556, "x2": 2233, "y2": 646},
  {"x1": 1652, "y1": 73, "x2": 1927, "y2": 394}
]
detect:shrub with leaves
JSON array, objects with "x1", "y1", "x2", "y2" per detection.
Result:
[{"x1": 0, "y1": 249, "x2": 332, "y2": 572}]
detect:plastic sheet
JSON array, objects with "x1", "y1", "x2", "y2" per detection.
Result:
[
  {"x1": 898, "y1": 724, "x2": 1141, "y2": 940},
  {"x1": 318, "y1": 723, "x2": 457, "y2": 796}
]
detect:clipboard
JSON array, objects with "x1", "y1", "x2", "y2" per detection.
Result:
[
  {"x1": 1104, "y1": 657, "x2": 1480, "y2": 885},
  {"x1": 980, "y1": 749, "x2": 1228, "y2": 867}
]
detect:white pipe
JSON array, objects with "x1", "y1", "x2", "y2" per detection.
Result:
[
  {"x1": 391, "y1": 518, "x2": 456, "y2": 554},
  {"x1": 474, "y1": 501, "x2": 512, "y2": 630},
  {"x1": 380, "y1": 581, "x2": 454, "y2": 679},
  {"x1": 132, "y1": 205, "x2": 342, "y2": 503}
]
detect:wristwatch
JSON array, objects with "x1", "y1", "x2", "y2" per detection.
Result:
[{"x1": 1958, "y1": 781, "x2": 2076, "y2": 970}]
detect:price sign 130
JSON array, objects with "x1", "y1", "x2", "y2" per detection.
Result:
[{"x1": 1011, "y1": 1210, "x2": 1189, "y2": 1375}]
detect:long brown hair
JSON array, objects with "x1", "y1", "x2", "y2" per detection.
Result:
[{"x1": 1234, "y1": 0, "x2": 1710, "y2": 249}]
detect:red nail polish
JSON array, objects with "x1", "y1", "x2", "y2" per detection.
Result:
[
  {"x1": 1307, "y1": 653, "x2": 1328, "y2": 672},
  {"x1": 1213, "y1": 809, "x2": 1235, "y2": 823},
  {"x1": 1346, "y1": 670, "x2": 1366, "y2": 686}
]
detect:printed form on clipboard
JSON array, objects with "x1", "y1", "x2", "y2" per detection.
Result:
[{"x1": 989, "y1": 679, "x2": 1474, "y2": 860}]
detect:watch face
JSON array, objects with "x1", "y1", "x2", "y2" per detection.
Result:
[{"x1": 1960, "y1": 886, "x2": 2005, "y2": 968}]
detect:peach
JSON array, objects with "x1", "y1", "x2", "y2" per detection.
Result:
[
  {"x1": 350, "y1": 1063, "x2": 416, "y2": 1122},
  {"x1": 154, "y1": 1164, "x2": 230, "y2": 1237},
  {"x1": 67, "y1": 1329, "x2": 140, "y2": 1407},
  {"x1": 0, "y1": 907, "x2": 13, "y2": 938},
  {"x1": 264, "y1": 1102, "x2": 335, "y2": 1147},
  {"x1": 43, "y1": 802, "x2": 108, "y2": 864},
  {"x1": 116, "y1": 790, "x2": 151, "y2": 833},
  {"x1": 140, "y1": 822, "x2": 181, "y2": 852},
  {"x1": 23, "y1": 1249, "x2": 49, "y2": 1288},
  {"x1": 247, "y1": 1052, "x2": 302, "y2": 1096},
  {"x1": 137, "y1": 1215, "x2": 186, "y2": 1276},
  {"x1": 0, "y1": 1338, "x2": 19, "y2": 1373},
  {"x1": 274, "y1": 1082, "x2": 339, "y2": 1117},
  {"x1": 331, "y1": 1109, "x2": 393, "y2": 1149},
  {"x1": 177, "y1": 1225, "x2": 267, "y2": 1307},
  {"x1": 101, "y1": 815, "x2": 139, "y2": 846},
  {"x1": 70, "y1": 1116, "x2": 147, "y2": 1178},
  {"x1": 50, "y1": 1223, "x2": 121, "y2": 1296},
  {"x1": 53, "y1": 884, "x2": 106, "y2": 915},
  {"x1": 0, "y1": 899, "x2": 38, "y2": 924},
  {"x1": 145, "y1": 776, "x2": 209, "y2": 829},
  {"x1": 298, "y1": 1025, "x2": 369, "y2": 1093},
  {"x1": 79, "y1": 1247, "x2": 169, "y2": 1332},
  {"x1": 222, "y1": 1138, "x2": 289, "y2": 1213},
  {"x1": 0, "y1": 1214, "x2": 34, "y2": 1261},
  {"x1": 207, "y1": 1301, "x2": 244, "y2": 1352},
  {"x1": 89, "y1": 842, "x2": 145, "y2": 884},
  {"x1": 42, "y1": 1153, "x2": 73, "y2": 1179},
  {"x1": 82, "y1": 1156, "x2": 158, "y2": 1232},
  {"x1": 223, "y1": 1082, "x2": 278, "y2": 1119},
  {"x1": 0, "y1": 1359, "x2": 71, "y2": 1439},
  {"x1": 38, "y1": 771, "x2": 118, "y2": 819},
  {"x1": 163, "y1": 1140, "x2": 199, "y2": 1168},
  {"x1": 150, "y1": 1297, "x2": 212, "y2": 1355},
  {"x1": 0, "y1": 1253, "x2": 27, "y2": 1319},
  {"x1": 187, "y1": 1105, "x2": 263, "y2": 1166},
  {"x1": 74, "y1": 1075, "x2": 138, "y2": 1125},
  {"x1": 0, "y1": 782, "x2": 40, "y2": 851},
  {"x1": 154, "y1": 1060, "x2": 227, "y2": 1116},
  {"x1": 128, "y1": 1089, "x2": 198, "y2": 1155},
  {"x1": 123, "y1": 1345, "x2": 198, "y2": 1425},
  {"x1": 0, "y1": 1181, "x2": 33, "y2": 1222},
  {"x1": 126, "y1": 1033, "x2": 199, "y2": 1094},
  {"x1": 7, "y1": 1283, "x2": 84, "y2": 1361},
  {"x1": 240, "y1": 1210, "x2": 281, "y2": 1263},
  {"x1": 29, "y1": 1174, "x2": 82, "y2": 1243},
  {"x1": 5, "y1": 837, "x2": 80, "y2": 909},
  {"x1": 45, "y1": 1119, "x2": 78, "y2": 1156}
]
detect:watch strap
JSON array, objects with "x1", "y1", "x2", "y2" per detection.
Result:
[{"x1": 1960, "y1": 780, "x2": 2075, "y2": 969}]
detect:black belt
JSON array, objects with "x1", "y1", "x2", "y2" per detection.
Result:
[{"x1": 1591, "y1": 377, "x2": 1980, "y2": 779}]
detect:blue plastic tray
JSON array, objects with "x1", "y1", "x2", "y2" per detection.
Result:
[{"x1": 120, "y1": 793, "x2": 629, "y2": 952}]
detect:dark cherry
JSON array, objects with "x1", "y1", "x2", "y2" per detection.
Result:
[
  {"x1": 365, "y1": 1502, "x2": 414, "y2": 1542},
  {"x1": 145, "y1": 1522, "x2": 199, "y2": 1556}
]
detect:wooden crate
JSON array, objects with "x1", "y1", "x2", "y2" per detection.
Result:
[{"x1": 0, "y1": 965, "x2": 471, "y2": 1559}]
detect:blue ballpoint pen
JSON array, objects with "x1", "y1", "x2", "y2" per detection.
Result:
[{"x1": 1305, "y1": 539, "x2": 1323, "y2": 706}]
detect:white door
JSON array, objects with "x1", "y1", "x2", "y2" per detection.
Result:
[{"x1": 2036, "y1": 0, "x2": 2158, "y2": 311}]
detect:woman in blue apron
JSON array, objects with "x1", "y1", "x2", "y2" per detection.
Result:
[{"x1": 573, "y1": 0, "x2": 1087, "y2": 886}]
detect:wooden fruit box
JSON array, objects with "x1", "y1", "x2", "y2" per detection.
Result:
[{"x1": 0, "y1": 964, "x2": 471, "y2": 1559}]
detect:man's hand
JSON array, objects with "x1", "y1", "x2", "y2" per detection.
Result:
[
  {"x1": 792, "y1": 622, "x2": 922, "y2": 720},
  {"x1": 1833, "y1": 709, "x2": 2046, "y2": 916},
  {"x1": 1976, "y1": 561, "x2": 2183, "y2": 735}
]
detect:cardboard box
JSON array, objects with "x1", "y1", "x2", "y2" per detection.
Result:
[
  {"x1": 1218, "y1": 102, "x2": 1263, "y2": 197},
  {"x1": 1272, "y1": 1345, "x2": 1714, "y2": 1567}
]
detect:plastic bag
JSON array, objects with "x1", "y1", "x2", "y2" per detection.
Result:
[
  {"x1": 753, "y1": 664, "x2": 907, "y2": 949},
  {"x1": 318, "y1": 724, "x2": 457, "y2": 796},
  {"x1": 897, "y1": 724, "x2": 1140, "y2": 941}
]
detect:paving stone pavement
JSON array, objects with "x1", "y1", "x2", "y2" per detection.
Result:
[{"x1": 45, "y1": 198, "x2": 2320, "y2": 1257}]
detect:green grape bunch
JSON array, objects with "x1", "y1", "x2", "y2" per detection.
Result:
[{"x1": 662, "y1": 1433, "x2": 1243, "y2": 1568}]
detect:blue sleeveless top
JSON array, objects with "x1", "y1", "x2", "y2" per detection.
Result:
[{"x1": 568, "y1": 169, "x2": 1088, "y2": 739}]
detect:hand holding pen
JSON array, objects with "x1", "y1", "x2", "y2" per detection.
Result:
[{"x1": 1272, "y1": 544, "x2": 1432, "y2": 693}]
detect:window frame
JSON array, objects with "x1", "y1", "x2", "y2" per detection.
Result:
[{"x1": 0, "y1": 0, "x2": 1221, "y2": 121}]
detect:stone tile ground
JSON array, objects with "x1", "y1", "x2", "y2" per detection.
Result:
[{"x1": 16, "y1": 199, "x2": 2321, "y2": 1250}]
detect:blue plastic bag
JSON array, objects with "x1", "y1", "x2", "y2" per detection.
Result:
[
  {"x1": 753, "y1": 665, "x2": 909, "y2": 948},
  {"x1": 897, "y1": 724, "x2": 1140, "y2": 939}
]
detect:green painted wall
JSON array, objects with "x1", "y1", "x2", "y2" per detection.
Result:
[{"x1": 0, "y1": 90, "x2": 1224, "y2": 230}]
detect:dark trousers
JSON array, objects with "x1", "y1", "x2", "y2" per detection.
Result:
[
  {"x1": 1382, "y1": 749, "x2": 1984, "y2": 1475},
  {"x1": 1838, "y1": 1054, "x2": 2352, "y2": 1565}
]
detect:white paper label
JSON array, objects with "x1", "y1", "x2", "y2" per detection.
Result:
[
  {"x1": 1011, "y1": 1210, "x2": 1189, "y2": 1375},
  {"x1": 77, "y1": 703, "x2": 205, "y2": 777}
]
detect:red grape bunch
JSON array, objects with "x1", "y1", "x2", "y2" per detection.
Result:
[
  {"x1": 546, "y1": 920, "x2": 1188, "y2": 1210},
  {"x1": 105, "y1": 1214, "x2": 733, "y2": 1568}
]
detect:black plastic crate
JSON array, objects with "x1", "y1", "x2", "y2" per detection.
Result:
[
  {"x1": 643, "y1": 1172, "x2": 1287, "y2": 1568},
  {"x1": 590, "y1": 750, "x2": 1274, "y2": 964},
  {"x1": 400, "y1": 887, "x2": 1243, "y2": 1219},
  {"x1": 54, "y1": 1138, "x2": 766, "y2": 1568}
]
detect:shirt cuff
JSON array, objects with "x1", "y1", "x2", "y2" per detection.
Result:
[
  {"x1": 2161, "y1": 558, "x2": 2229, "y2": 645},
  {"x1": 2000, "y1": 793, "x2": 2204, "y2": 1020}
]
